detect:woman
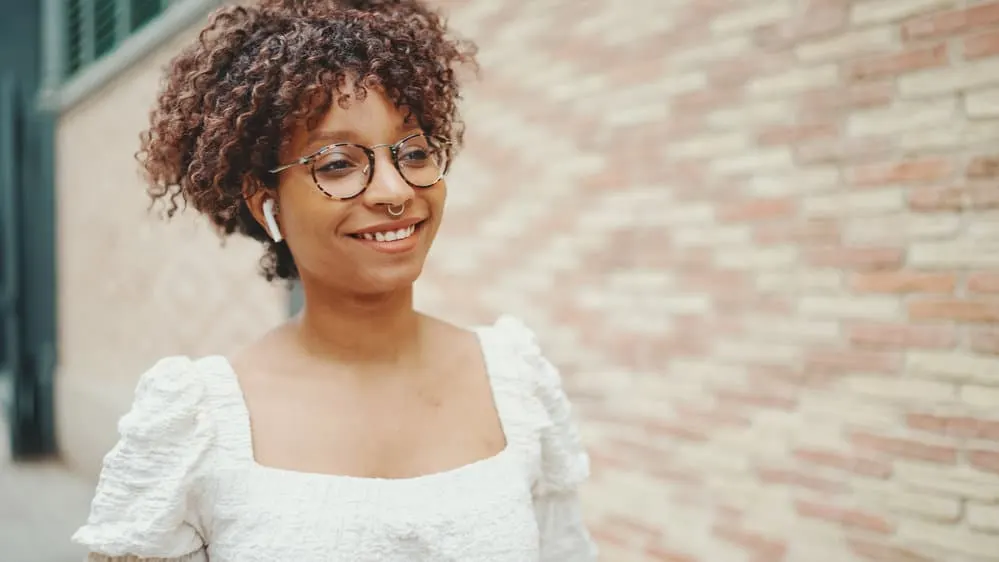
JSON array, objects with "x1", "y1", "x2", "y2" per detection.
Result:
[{"x1": 72, "y1": 1, "x2": 597, "y2": 561}]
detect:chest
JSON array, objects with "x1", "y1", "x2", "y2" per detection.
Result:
[
  {"x1": 206, "y1": 456, "x2": 540, "y2": 562},
  {"x1": 242, "y1": 362, "x2": 506, "y2": 479}
]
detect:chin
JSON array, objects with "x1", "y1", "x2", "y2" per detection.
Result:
[{"x1": 358, "y1": 262, "x2": 426, "y2": 295}]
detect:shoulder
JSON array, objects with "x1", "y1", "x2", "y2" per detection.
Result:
[
  {"x1": 128, "y1": 355, "x2": 212, "y2": 417},
  {"x1": 72, "y1": 355, "x2": 218, "y2": 557},
  {"x1": 477, "y1": 314, "x2": 565, "y2": 394},
  {"x1": 478, "y1": 315, "x2": 591, "y2": 492},
  {"x1": 119, "y1": 355, "x2": 222, "y2": 450}
]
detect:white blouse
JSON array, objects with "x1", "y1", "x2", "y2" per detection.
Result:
[{"x1": 73, "y1": 316, "x2": 598, "y2": 562}]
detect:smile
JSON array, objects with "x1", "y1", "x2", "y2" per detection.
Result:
[{"x1": 350, "y1": 224, "x2": 417, "y2": 242}]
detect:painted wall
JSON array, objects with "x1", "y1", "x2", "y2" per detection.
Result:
[{"x1": 53, "y1": 27, "x2": 286, "y2": 478}]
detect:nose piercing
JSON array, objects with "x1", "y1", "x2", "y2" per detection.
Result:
[{"x1": 386, "y1": 203, "x2": 406, "y2": 217}]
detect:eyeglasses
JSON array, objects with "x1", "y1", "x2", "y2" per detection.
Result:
[{"x1": 268, "y1": 132, "x2": 451, "y2": 200}]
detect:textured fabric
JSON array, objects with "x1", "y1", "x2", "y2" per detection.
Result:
[
  {"x1": 73, "y1": 316, "x2": 597, "y2": 562},
  {"x1": 85, "y1": 553, "x2": 207, "y2": 562}
]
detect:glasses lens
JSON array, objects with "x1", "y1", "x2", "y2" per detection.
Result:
[
  {"x1": 396, "y1": 135, "x2": 448, "y2": 187},
  {"x1": 312, "y1": 145, "x2": 371, "y2": 199}
]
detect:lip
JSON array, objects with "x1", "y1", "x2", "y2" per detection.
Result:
[
  {"x1": 347, "y1": 219, "x2": 425, "y2": 254},
  {"x1": 347, "y1": 217, "x2": 424, "y2": 236}
]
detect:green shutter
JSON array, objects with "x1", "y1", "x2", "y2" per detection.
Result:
[
  {"x1": 62, "y1": 0, "x2": 169, "y2": 80},
  {"x1": 131, "y1": 0, "x2": 164, "y2": 30}
]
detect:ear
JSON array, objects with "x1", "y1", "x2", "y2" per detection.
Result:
[
  {"x1": 262, "y1": 198, "x2": 283, "y2": 242},
  {"x1": 244, "y1": 179, "x2": 282, "y2": 243}
]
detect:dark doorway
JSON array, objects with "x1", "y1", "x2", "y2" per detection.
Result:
[{"x1": 0, "y1": 0, "x2": 59, "y2": 459}]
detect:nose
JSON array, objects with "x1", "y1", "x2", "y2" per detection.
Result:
[{"x1": 362, "y1": 147, "x2": 414, "y2": 209}]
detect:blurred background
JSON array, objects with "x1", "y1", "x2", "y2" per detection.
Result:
[{"x1": 2, "y1": 0, "x2": 999, "y2": 561}]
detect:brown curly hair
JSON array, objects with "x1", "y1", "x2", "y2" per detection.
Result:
[{"x1": 138, "y1": 0, "x2": 478, "y2": 281}]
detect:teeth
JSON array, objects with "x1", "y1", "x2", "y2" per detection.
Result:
[{"x1": 359, "y1": 225, "x2": 416, "y2": 242}]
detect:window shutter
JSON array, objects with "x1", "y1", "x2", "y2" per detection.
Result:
[{"x1": 61, "y1": 0, "x2": 170, "y2": 80}]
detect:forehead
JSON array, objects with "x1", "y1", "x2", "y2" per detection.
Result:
[{"x1": 302, "y1": 85, "x2": 415, "y2": 147}]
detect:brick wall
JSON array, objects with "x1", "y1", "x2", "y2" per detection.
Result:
[{"x1": 422, "y1": 1, "x2": 999, "y2": 560}]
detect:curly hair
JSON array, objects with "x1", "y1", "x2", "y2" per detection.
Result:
[{"x1": 138, "y1": 0, "x2": 478, "y2": 281}]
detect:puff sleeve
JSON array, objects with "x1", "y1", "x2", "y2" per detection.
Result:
[
  {"x1": 72, "y1": 356, "x2": 213, "y2": 562},
  {"x1": 496, "y1": 316, "x2": 599, "y2": 562}
]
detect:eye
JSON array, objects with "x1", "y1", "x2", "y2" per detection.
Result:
[
  {"x1": 399, "y1": 148, "x2": 431, "y2": 166},
  {"x1": 313, "y1": 148, "x2": 365, "y2": 178},
  {"x1": 317, "y1": 159, "x2": 355, "y2": 173}
]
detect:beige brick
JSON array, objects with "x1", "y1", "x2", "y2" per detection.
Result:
[
  {"x1": 966, "y1": 87, "x2": 999, "y2": 118},
  {"x1": 606, "y1": 103, "x2": 669, "y2": 127},
  {"x1": 800, "y1": 392, "x2": 901, "y2": 430},
  {"x1": 907, "y1": 351, "x2": 999, "y2": 386},
  {"x1": 969, "y1": 216, "x2": 999, "y2": 241},
  {"x1": 710, "y1": 147, "x2": 795, "y2": 175},
  {"x1": 799, "y1": 296, "x2": 902, "y2": 320},
  {"x1": 589, "y1": 7, "x2": 672, "y2": 46},
  {"x1": 895, "y1": 461, "x2": 999, "y2": 501},
  {"x1": 550, "y1": 74, "x2": 607, "y2": 105},
  {"x1": 657, "y1": 71, "x2": 710, "y2": 97},
  {"x1": 715, "y1": 245, "x2": 798, "y2": 270},
  {"x1": 747, "y1": 167, "x2": 841, "y2": 197},
  {"x1": 898, "y1": 519, "x2": 999, "y2": 559},
  {"x1": 708, "y1": 100, "x2": 792, "y2": 129},
  {"x1": 961, "y1": 385, "x2": 999, "y2": 408},
  {"x1": 841, "y1": 376, "x2": 957, "y2": 403},
  {"x1": 887, "y1": 491, "x2": 962, "y2": 522},
  {"x1": 796, "y1": 28, "x2": 898, "y2": 62},
  {"x1": 711, "y1": 2, "x2": 793, "y2": 34},
  {"x1": 748, "y1": 64, "x2": 840, "y2": 98},
  {"x1": 968, "y1": 503, "x2": 999, "y2": 533},
  {"x1": 743, "y1": 317, "x2": 841, "y2": 343},
  {"x1": 847, "y1": 98, "x2": 956, "y2": 137},
  {"x1": 680, "y1": 445, "x2": 752, "y2": 476},
  {"x1": 715, "y1": 341, "x2": 800, "y2": 364},
  {"x1": 580, "y1": 191, "x2": 667, "y2": 231},
  {"x1": 670, "y1": 35, "x2": 753, "y2": 67},
  {"x1": 910, "y1": 242, "x2": 999, "y2": 269},
  {"x1": 667, "y1": 132, "x2": 750, "y2": 158},
  {"x1": 899, "y1": 119, "x2": 999, "y2": 150},
  {"x1": 652, "y1": 295, "x2": 714, "y2": 315},
  {"x1": 652, "y1": 203, "x2": 716, "y2": 226},
  {"x1": 605, "y1": 269, "x2": 674, "y2": 292},
  {"x1": 602, "y1": 312, "x2": 667, "y2": 336},
  {"x1": 668, "y1": 360, "x2": 746, "y2": 385},
  {"x1": 672, "y1": 225, "x2": 751, "y2": 248},
  {"x1": 850, "y1": 0, "x2": 958, "y2": 25},
  {"x1": 844, "y1": 214, "x2": 961, "y2": 244},
  {"x1": 785, "y1": 543, "x2": 855, "y2": 562},
  {"x1": 899, "y1": 58, "x2": 999, "y2": 99},
  {"x1": 756, "y1": 269, "x2": 843, "y2": 292},
  {"x1": 802, "y1": 189, "x2": 905, "y2": 218}
]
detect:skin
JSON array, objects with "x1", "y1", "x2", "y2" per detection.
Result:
[{"x1": 231, "y1": 81, "x2": 506, "y2": 479}]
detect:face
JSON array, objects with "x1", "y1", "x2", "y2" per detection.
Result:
[{"x1": 251, "y1": 83, "x2": 447, "y2": 296}]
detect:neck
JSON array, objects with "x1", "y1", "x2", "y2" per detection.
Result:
[{"x1": 293, "y1": 280, "x2": 422, "y2": 364}]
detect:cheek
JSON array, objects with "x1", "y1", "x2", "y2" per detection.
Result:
[
  {"x1": 280, "y1": 182, "x2": 347, "y2": 248},
  {"x1": 429, "y1": 181, "x2": 447, "y2": 213},
  {"x1": 421, "y1": 184, "x2": 447, "y2": 242}
]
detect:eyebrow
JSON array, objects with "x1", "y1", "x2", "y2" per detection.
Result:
[
  {"x1": 305, "y1": 129, "x2": 364, "y2": 146},
  {"x1": 304, "y1": 121, "x2": 424, "y2": 148}
]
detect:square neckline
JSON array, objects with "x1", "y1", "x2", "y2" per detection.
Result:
[{"x1": 201, "y1": 323, "x2": 514, "y2": 485}]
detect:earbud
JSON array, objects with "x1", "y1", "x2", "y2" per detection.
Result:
[{"x1": 262, "y1": 198, "x2": 283, "y2": 243}]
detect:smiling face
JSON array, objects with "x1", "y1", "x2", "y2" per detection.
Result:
[{"x1": 253, "y1": 84, "x2": 448, "y2": 296}]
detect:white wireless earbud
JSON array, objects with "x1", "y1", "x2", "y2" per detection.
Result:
[{"x1": 262, "y1": 198, "x2": 283, "y2": 243}]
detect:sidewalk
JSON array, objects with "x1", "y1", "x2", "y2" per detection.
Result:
[{"x1": 0, "y1": 413, "x2": 93, "y2": 562}]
